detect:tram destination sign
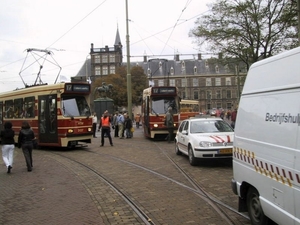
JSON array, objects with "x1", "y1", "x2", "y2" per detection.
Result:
[
  {"x1": 152, "y1": 87, "x2": 176, "y2": 95},
  {"x1": 65, "y1": 84, "x2": 91, "y2": 93}
]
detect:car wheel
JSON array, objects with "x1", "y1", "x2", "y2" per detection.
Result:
[
  {"x1": 175, "y1": 141, "x2": 182, "y2": 155},
  {"x1": 188, "y1": 145, "x2": 197, "y2": 166},
  {"x1": 247, "y1": 187, "x2": 268, "y2": 225}
]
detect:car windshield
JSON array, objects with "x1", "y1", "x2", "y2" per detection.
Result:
[{"x1": 190, "y1": 120, "x2": 233, "y2": 133}]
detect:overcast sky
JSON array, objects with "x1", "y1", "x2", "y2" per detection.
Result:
[{"x1": 0, "y1": 0, "x2": 212, "y2": 93}]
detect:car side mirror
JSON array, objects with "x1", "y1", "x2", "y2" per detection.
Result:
[{"x1": 182, "y1": 130, "x2": 188, "y2": 135}]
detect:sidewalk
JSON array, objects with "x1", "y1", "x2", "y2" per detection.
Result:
[{"x1": 0, "y1": 147, "x2": 101, "y2": 225}]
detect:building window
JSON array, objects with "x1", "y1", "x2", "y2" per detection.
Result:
[
  {"x1": 159, "y1": 61, "x2": 162, "y2": 68},
  {"x1": 206, "y1": 78, "x2": 212, "y2": 86},
  {"x1": 193, "y1": 91, "x2": 198, "y2": 100},
  {"x1": 110, "y1": 65, "x2": 115, "y2": 74},
  {"x1": 194, "y1": 66, "x2": 197, "y2": 74},
  {"x1": 206, "y1": 91, "x2": 212, "y2": 100},
  {"x1": 103, "y1": 66, "x2": 108, "y2": 75},
  {"x1": 102, "y1": 55, "x2": 108, "y2": 63},
  {"x1": 227, "y1": 102, "x2": 232, "y2": 110},
  {"x1": 193, "y1": 78, "x2": 198, "y2": 87},
  {"x1": 226, "y1": 77, "x2": 231, "y2": 85},
  {"x1": 94, "y1": 55, "x2": 100, "y2": 64},
  {"x1": 215, "y1": 78, "x2": 221, "y2": 86},
  {"x1": 226, "y1": 90, "x2": 232, "y2": 98},
  {"x1": 170, "y1": 67, "x2": 174, "y2": 75},
  {"x1": 182, "y1": 91, "x2": 186, "y2": 99},
  {"x1": 216, "y1": 90, "x2": 221, "y2": 99},
  {"x1": 95, "y1": 66, "x2": 101, "y2": 75},
  {"x1": 109, "y1": 54, "x2": 115, "y2": 63},
  {"x1": 158, "y1": 80, "x2": 164, "y2": 86},
  {"x1": 169, "y1": 79, "x2": 175, "y2": 86},
  {"x1": 181, "y1": 78, "x2": 186, "y2": 87},
  {"x1": 215, "y1": 65, "x2": 219, "y2": 73}
]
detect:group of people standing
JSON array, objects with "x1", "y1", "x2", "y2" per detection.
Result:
[
  {"x1": 1, "y1": 121, "x2": 36, "y2": 173},
  {"x1": 92, "y1": 110, "x2": 140, "y2": 147}
]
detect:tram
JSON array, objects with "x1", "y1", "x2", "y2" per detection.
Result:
[
  {"x1": 179, "y1": 99, "x2": 200, "y2": 121},
  {"x1": 141, "y1": 86, "x2": 180, "y2": 139},
  {"x1": 0, "y1": 82, "x2": 93, "y2": 148}
]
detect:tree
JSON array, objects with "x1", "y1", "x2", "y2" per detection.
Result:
[
  {"x1": 91, "y1": 65, "x2": 148, "y2": 109},
  {"x1": 190, "y1": 0, "x2": 298, "y2": 70}
]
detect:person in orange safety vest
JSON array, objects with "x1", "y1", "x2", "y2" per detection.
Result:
[{"x1": 98, "y1": 110, "x2": 113, "y2": 147}]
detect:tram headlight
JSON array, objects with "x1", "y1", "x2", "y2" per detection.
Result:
[
  {"x1": 68, "y1": 129, "x2": 74, "y2": 133},
  {"x1": 88, "y1": 127, "x2": 92, "y2": 132},
  {"x1": 154, "y1": 124, "x2": 158, "y2": 127}
]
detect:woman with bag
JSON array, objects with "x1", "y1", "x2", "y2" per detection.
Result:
[
  {"x1": 0, "y1": 121, "x2": 15, "y2": 173},
  {"x1": 18, "y1": 121, "x2": 35, "y2": 172}
]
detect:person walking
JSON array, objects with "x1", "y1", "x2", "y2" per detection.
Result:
[
  {"x1": 230, "y1": 108, "x2": 238, "y2": 129},
  {"x1": 165, "y1": 107, "x2": 174, "y2": 143},
  {"x1": 112, "y1": 111, "x2": 119, "y2": 137},
  {"x1": 99, "y1": 110, "x2": 113, "y2": 146},
  {"x1": 92, "y1": 112, "x2": 98, "y2": 138},
  {"x1": 117, "y1": 112, "x2": 125, "y2": 139},
  {"x1": 0, "y1": 121, "x2": 15, "y2": 173},
  {"x1": 18, "y1": 121, "x2": 35, "y2": 172},
  {"x1": 124, "y1": 113, "x2": 133, "y2": 138},
  {"x1": 134, "y1": 113, "x2": 141, "y2": 128}
]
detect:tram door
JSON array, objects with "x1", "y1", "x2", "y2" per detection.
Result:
[{"x1": 38, "y1": 95, "x2": 58, "y2": 144}]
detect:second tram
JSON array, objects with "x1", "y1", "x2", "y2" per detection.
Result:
[
  {"x1": 0, "y1": 82, "x2": 93, "y2": 148},
  {"x1": 141, "y1": 86, "x2": 180, "y2": 139}
]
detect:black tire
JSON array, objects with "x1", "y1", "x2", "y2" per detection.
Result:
[
  {"x1": 247, "y1": 187, "x2": 269, "y2": 225},
  {"x1": 175, "y1": 141, "x2": 182, "y2": 155},
  {"x1": 188, "y1": 145, "x2": 197, "y2": 166}
]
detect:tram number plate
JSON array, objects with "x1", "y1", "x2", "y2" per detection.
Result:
[{"x1": 219, "y1": 149, "x2": 232, "y2": 154}]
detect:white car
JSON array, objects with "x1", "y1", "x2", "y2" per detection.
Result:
[{"x1": 175, "y1": 116, "x2": 234, "y2": 166}]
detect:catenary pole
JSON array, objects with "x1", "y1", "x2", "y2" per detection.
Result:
[{"x1": 125, "y1": 0, "x2": 132, "y2": 119}]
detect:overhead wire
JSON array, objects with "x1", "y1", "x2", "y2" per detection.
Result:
[{"x1": 47, "y1": 0, "x2": 108, "y2": 48}]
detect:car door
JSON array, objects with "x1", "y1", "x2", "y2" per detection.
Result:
[
  {"x1": 177, "y1": 121, "x2": 186, "y2": 152},
  {"x1": 182, "y1": 121, "x2": 190, "y2": 153}
]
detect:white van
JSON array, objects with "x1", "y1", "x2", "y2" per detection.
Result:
[{"x1": 231, "y1": 47, "x2": 300, "y2": 225}]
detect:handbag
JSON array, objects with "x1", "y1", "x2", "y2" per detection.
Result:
[{"x1": 130, "y1": 127, "x2": 134, "y2": 133}]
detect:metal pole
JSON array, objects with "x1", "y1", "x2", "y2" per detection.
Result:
[{"x1": 125, "y1": 0, "x2": 132, "y2": 119}]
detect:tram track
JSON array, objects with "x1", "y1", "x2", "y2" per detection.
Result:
[
  {"x1": 49, "y1": 146, "x2": 250, "y2": 225},
  {"x1": 49, "y1": 151, "x2": 156, "y2": 225}
]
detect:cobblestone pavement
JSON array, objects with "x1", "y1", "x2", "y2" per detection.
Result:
[{"x1": 0, "y1": 127, "x2": 250, "y2": 225}]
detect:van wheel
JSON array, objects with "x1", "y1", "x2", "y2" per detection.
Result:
[
  {"x1": 188, "y1": 145, "x2": 197, "y2": 166},
  {"x1": 247, "y1": 187, "x2": 268, "y2": 225},
  {"x1": 175, "y1": 141, "x2": 182, "y2": 155}
]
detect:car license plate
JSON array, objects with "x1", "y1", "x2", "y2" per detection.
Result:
[{"x1": 219, "y1": 149, "x2": 232, "y2": 154}]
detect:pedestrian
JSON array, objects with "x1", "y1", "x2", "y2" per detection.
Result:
[
  {"x1": 92, "y1": 112, "x2": 97, "y2": 138},
  {"x1": 220, "y1": 110, "x2": 225, "y2": 120},
  {"x1": 134, "y1": 113, "x2": 141, "y2": 128},
  {"x1": 231, "y1": 108, "x2": 238, "y2": 129},
  {"x1": 18, "y1": 121, "x2": 35, "y2": 172},
  {"x1": 99, "y1": 110, "x2": 113, "y2": 146},
  {"x1": 117, "y1": 112, "x2": 125, "y2": 139},
  {"x1": 124, "y1": 113, "x2": 133, "y2": 138},
  {"x1": 0, "y1": 121, "x2": 15, "y2": 173},
  {"x1": 165, "y1": 107, "x2": 174, "y2": 143},
  {"x1": 112, "y1": 111, "x2": 119, "y2": 137}
]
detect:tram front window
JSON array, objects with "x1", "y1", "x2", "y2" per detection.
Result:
[
  {"x1": 151, "y1": 97, "x2": 178, "y2": 115},
  {"x1": 61, "y1": 96, "x2": 91, "y2": 117}
]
